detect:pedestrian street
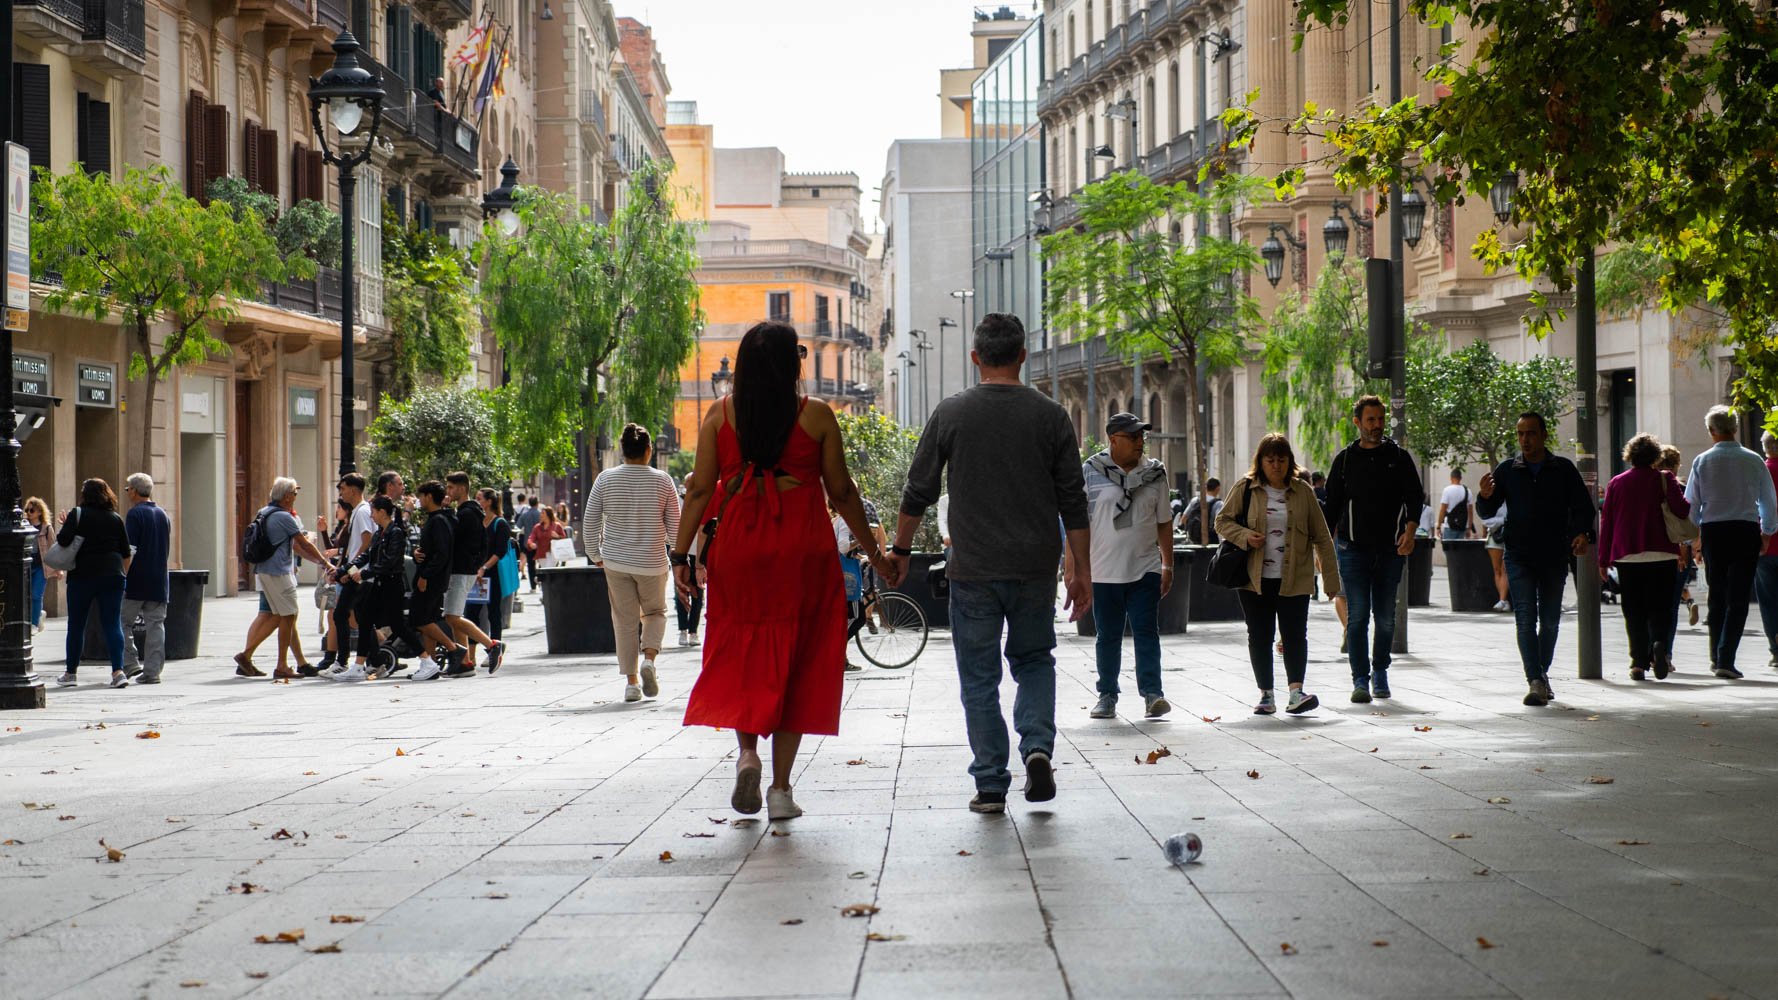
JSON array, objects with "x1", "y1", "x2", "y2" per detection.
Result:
[{"x1": 3, "y1": 580, "x2": 1776, "y2": 1000}]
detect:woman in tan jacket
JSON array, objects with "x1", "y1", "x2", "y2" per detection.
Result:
[{"x1": 1216, "y1": 434, "x2": 1342, "y2": 715}]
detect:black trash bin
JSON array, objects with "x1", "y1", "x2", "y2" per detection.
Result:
[
  {"x1": 1181, "y1": 545, "x2": 1243, "y2": 622},
  {"x1": 81, "y1": 569, "x2": 209, "y2": 663},
  {"x1": 1443, "y1": 539, "x2": 1499, "y2": 612},
  {"x1": 1408, "y1": 542, "x2": 1434, "y2": 608},
  {"x1": 538, "y1": 565, "x2": 616, "y2": 654},
  {"x1": 886, "y1": 552, "x2": 950, "y2": 629}
]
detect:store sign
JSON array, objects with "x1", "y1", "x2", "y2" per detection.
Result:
[
  {"x1": 12, "y1": 353, "x2": 49, "y2": 396},
  {"x1": 290, "y1": 387, "x2": 318, "y2": 427},
  {"x1": 77, "y1": 362, "x2": 116, "y2": 408},
  {"x1": 4, "y1": 143, "x2": 28, "y2": 332}
]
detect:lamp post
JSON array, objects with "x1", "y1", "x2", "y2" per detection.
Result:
[
  {"x1": 914, "y1": 335, "x2": 934, "y2": 419},
  {"x1": 1322, "y1": 199, "x2": 1373, "y2": 258},
  {"x1": 949, "y1": 288, "x2": 974, "y2": 387},
  {"x1": 308, "y1": 31, "x2": 386, "y2": 479},
  {"x1": 483, "y1": 158, "x2": 521, "y2": 516},
  {"x1": 1260, "y1": 223, "x2": 1308, "y2": 289},
  {"x1": 935, "y1": 319, "x2": 955, "y2": 404},
  {"x1": 711, "y1": 356, "x2": 733, "y2": 399}
]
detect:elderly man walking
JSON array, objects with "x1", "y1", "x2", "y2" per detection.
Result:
[
  {"x1": 889, "y1": 313, "x2": 1091, "y2": 814},
  {"x1": 1686, "y1": 405, "x2": 1778, "y2": 679},
  {"x1": 120, "y1": 474, "x2": 172, "y2": 684},
  {"x1": 234, "y1": 477, "x2": 329, "y2": 680}
]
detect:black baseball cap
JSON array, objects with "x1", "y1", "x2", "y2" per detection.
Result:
[{"x1": 1106, "y1": 412, "x2": 1151, "y2": 437}]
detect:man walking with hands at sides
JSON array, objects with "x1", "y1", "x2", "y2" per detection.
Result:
[
  {"x1": 1323, "y1": 395, "x2": 1424, "y2": 703},
  {"x1": 1475, "y1": 412, "x2": 1596, "y2": 705},
  {"x1": 409, "y1": 481, "x2": 469, "y2": 681},
  {"x1": 120, "y1": 474, "x2": 171, "y2": 683},
  {"x1": 321, "y1": 473, "x2": 376, "y2": 680},
  {"x1": 1437, "y1": 469, "x2": 1474, "y2": 541},
  {"x1": 1684, "y1": 405, "x2": 1778, "y2": 679},
  {"x1": 1081, "y1": 412, "x2": 1174, "y2": 720},
  {"x1": 515, "y1": 495, "x2": 543, "y2": 591},
  {"x1": 888, "y1": 313, "x2": 1091, "y2": 815},
  {"x1": 442, "y1": 472, "x2": 502, "y2": 676}
]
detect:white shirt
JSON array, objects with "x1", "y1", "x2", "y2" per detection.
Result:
[
  {"x1": 1086, "y1": 467, "x2": 1172, "y2": 585},
  {"x1": 1440, "y1": 483, "x2": 1471, "y2": 513},
  {"x1": 936, "y1": 494, "x2": 951, "y2": 543},
  {"x1": 346, "y1": 500, "x2": 375, "y2": 562},
  {"x1": 1260, "y1": 486, "x2": 1289, "y2": 579}
]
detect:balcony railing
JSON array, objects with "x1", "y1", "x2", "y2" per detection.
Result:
[
  {"x1": 696, "y1": 238, "x2": 864, "y2": 273},
  {"x1": 82, "y1": 0, "x2": 145, "y2": 57},
  {"x1": 579, "y1": 89, "x2": 607, "y2": 134},
  {"x1": 701, "y1": 321, "x2": 859, "y2": 343},
  {"x1": 316, "y1": 0, "x2": 347, "y2": 32},
  {"x1": 259, "y1": 264, "x2": 344, "y2": 322},
  {"x1": 18, "y1": 0, "x2": 85, "y2": 27},
  {"x1": 360, "y1": 51, "x2": 479, "y2": 177}
]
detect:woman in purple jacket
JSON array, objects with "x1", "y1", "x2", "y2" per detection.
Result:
[{"x1": 1597, "y1": 434, "x2": 1692, "y2": 681}]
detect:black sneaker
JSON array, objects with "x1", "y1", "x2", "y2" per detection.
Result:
[
  {"x1": 1713, "y1": 665, "x2": 1744, "y2": 679},
  {"x1": 1654, "y1": 656, "x2": 1672, "y2": 680},
  {"x1": 1522, "y1": 681, "x2": 1549, "y2": 707},
  {"x1": 485, "y1": 641, "x2": 505, "y2": 675},
  {"x1": 1350, "y1": 684, "x2": 1372, "y2": 704},
  {"x1": 1023, "y1": 751, "x2": 1056, "y2": 803},
  {"x1": 297, "y1": 662, "x2": 322, "y2": 678},
  {"x1": 440, "y1": 647, "x2": 472, "y2": 678},
  {"x1": 969, "y1": 791, "x2": 1007, "y2": 814},
  {"x1": 1539, "y1": 676, "x2": 1556, "y2": 702},
  {"x1": 1629, "y1": 666, "x2": 1647, "y2": 681},
  {"x1": 1371, "y1": 672, "x2": 1391, "y2": 699}
]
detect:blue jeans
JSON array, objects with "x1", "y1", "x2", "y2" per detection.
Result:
[
  {"x1": 1505, "y1": 556, "x2": 1569, "y2": 681},
  {"x1": 1092, "y1": 573, "x2": 1163, "y2": 699},
  {"x1": 1755, "y1": 554, "x2": 1778, "y2": 659},
  {"x1": 949, "y1": 577, "x2": 1058, "y2": 794},
  {"x1": 66, "y1": 575, "x2": 126, "y2": 674},
  {"x1": 1334, "y1": 541, "x2": 1405, "y2": 684},
  {"x1": 30, "y1": 562, "x2": 46, "y2": 627}
]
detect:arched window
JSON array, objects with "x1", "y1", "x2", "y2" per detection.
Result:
[
  {"x1": 1168, "y1": 62, "x2": 1181, "y2": 137},
  {"x1": 1085, "y1": 2, "x2": 1094, "y2": 47},
  {"x1": 1149, "y1": 393, "x2": 1162, "y2": 430},
  {"x1": 1143, "y1": 76, "x2": 1155, "y2": 154}
]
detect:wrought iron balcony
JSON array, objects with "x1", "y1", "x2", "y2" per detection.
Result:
[
  {"x1": 259, "y1": 265, "x2": 344, "y2": 322},
  {"x1": 17, "y1": 0, "x2": 85, "y2": 29},
  {"x1": 579, "y1": 89, "x2": 608, "y2": 135},
  {"x1": 82, "y1": 0, "x2": 144, "y2": 57}
]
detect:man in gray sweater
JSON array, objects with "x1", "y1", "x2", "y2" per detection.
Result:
[{"x1": 889, "y1": 313, "x2": 1092, "y2": 814}]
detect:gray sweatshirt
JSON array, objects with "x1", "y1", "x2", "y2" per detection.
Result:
[{"x1": 900, "y1": 384, "x2": 1089, "y2": 581}]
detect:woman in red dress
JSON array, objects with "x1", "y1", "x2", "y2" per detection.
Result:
[{"x1": 673, "y1": 322, "x2": 896, "y2": 821}]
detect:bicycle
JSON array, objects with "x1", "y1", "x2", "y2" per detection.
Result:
[{"x1": 843, "y1": 548, "x2": 928, "y2": 669}]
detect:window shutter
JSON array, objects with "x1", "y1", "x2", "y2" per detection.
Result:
[
  {"x1": 258, "y1": 128, "x2": 280, "y2": 202},
  {"x1": 306, "y1": 149, "x2": 325, "y2": 207},
  {"x1": 243, "y1": 120, "x2": 262, "y2": 191},
  {"x1": 203, "y1": 103, "x2": 230, "y2": 198},
  {"x1": 13, "y1": 64, "x2": 53, "y2": 172},
  {"x1": 83, "y1": 98, "x2": 112, "y2": 177},
  {"x1": 185, "y1": 91, "x2": 208, "y2": 198}
]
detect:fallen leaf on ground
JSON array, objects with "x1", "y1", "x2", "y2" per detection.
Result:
[
  {"x1": 780, "y1": 918, "x2": 803, "y2": 925},
  {"x1": 253, "y1": 929, "x2": 305, "y2": 944},
  {"x1": 1413, "y1": 725, "x2": 1432, "y2": 732},
  {"x1": 1200, "y1": 715, "x2": 1222, "y2": 723},
  {"x1": 246, "y1": 972, "x2": 268, "y2": 979},
  {"x1": 866, "y1": 932, "x2": 906, "y2": 941},
  {"x1": 4, "y1": 726, "x2": 18, "y2": 733},
  {"x1": 1449, "y1": 833, "x2": 1473, "y2": 840},
  {"x1": 1279, "y1": 942, "x2": 1297, "y2": 955},
  {"x1": 135, "y1": 730, "x2": 161, "y2": 740},
  {"x1": 658, "y1": 851, "x2": 674, "y2": 863},
  {"x1": 845, "y1": 759, "x2": 868, "y2": 766},
  {"x1": 179, "y1": 980, "x2": 205, "y2": 988},
  {"x1": 1616, "y1": 839, "x2": 1650, "y2": 846},
  {"x1": 1476, "y1": 936, "x2": 1497, "y2": 949},
  {"x1": 682, "y1": 832, "x2": 715, "y2": 839},
  {"x1": 840, "y1": 904, "x2": 880, "y2": 918},
  {"x1": 1584, "y1": 714, "x2": 1600, "y2": 721},
  {"x1": 227, "y1": 883, "x2": 261, "y2": 894},
  {"x1": 1586, "y1": 775, "x2": 1615, "y2": 785},
  {"x1": 166, "y1": 817, "x2": 184, "y2": 823},
  {"x1": 308, "y1": 942, "x2": 341, "y2": 954},
  {"x1": 848, "y1": 871, "x2": 869, "y2": 879},
  {"x1": 1533, "y1": 767, "x2": 1545, "y2": 773},
  {"x1": 1372, "y1": 940, "x2": 1389, "y2": 947},
  {"x1": 1, "y1": 838, "x2": 20, "y2": 845},
  {"x1": 732, "y1": 818, "x2": 757, "y2": 828},
  {"x1": 99, "y1": 839, "x2": 124, "y2": 862},
  {"x1": 459, "y1": 812, "x2": 476, "y2": 818},
  {"x1": 1246, "y1": 770, "x2": 1261, "y2": 779},
  {"x1": 1697, "y1": 721, "x2": 1712, "y2": 728},
  {"x1": 1141, "y1": 747, "x2": 1172, "y2": 764},
  {"x1": 1368, "y1": 748, "x2": 1379, "y2": 753},
  {"x1": 708, "y1": 817, "x2": 728, "y2": 824},
  {"x1": 1474, "y1": 868, "x2": 1490, "y2": 876},
  {"x1": 269, "y1": 828, "x2": 294, "y2": 841},
  {"x1": 57, "y1": 815, "x2": 75, "y2": 821},
  {"x1": 957, "y1": 850, "x2": 973, "y2": 856},
  {"x1": 1418, "y1": 765, "x2": 1436, "y2": 770},
  {"x1": 302, "y1": 771, "x2": 317, "y2": 776},
  {"x1": 1487, "y1": 797, "x2": 1511, "y2": 804},
  {"x1": 394, "y1": 748, "x2": 406, "y2": 756},
  {"x1": 329, "y1": 915, "x2": 362, "y2": 924},
  {"x1": 482, "y1": 892, "x2": 509, "y2": 899},
  {"x1": 770, "y1": 829, "x2": 791, "y2": 837},
  {"x1": 21, "y1": 802, "x2": 54, "y2": 810}
]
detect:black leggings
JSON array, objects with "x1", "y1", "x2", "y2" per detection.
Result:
[
  {"x1": 1238, "y1": 577, "x2": 1310, "y2": 691},
  {"x1": 1616, "y1": 560, "x2": 1678, "y2": 669}
]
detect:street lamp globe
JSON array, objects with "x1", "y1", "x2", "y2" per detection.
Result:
[
  {"x1": 1399, "y1": 187, "x2": 1428, "y2": 249},
  {"x1": 711, "y1": 357, "x2": 733, "y2": 398},
  {"x1": 308, "y1": 31, "x2": 385, "y2": 154},
  {"x1": 1490, "y1": 171, "x2": 1520, "y2": 224},
  {"x1": 1322, "y1": 213, "x2": 1350, "y2": 257},
  {"x1": 1259, "y1": 234, "x2": 1286, "y2": 287},
  {"x1": 482, "y1": 157, "x2": 522, "y2": 236}
]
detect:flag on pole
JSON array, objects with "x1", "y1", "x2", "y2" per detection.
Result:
[
  {"x1": 450, "y1": 22, "x2": 486, "y2": 69},
  {"x1": 473, "y1": 24, "x2": 510, "y2": 114}
]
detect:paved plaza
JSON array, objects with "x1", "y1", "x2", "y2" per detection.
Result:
[{"x1": 3, "y1": 576, "x2": 1777, "y2": 1000}]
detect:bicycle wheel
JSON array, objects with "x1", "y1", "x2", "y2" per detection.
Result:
[{"x1": 855, "y1": 591, "x2": 927, "y2": 669}]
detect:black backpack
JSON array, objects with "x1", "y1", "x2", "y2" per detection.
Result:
[
  {"x1": 1445, "y1": 488, "x2": 1471, "y2": 532},
  {"x1": 241, "y1": 507, "x2": 280, "y2": 565}
]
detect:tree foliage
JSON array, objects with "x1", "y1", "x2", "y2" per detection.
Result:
[
  {"x1": 383, "y1": 207, "x2": 474, "y2": 397},
  {"x1": 32, "y1": 165, "x2": 297, "y2": 472},
  {"x1": 1041, "y1": 169, "x2": 1265, "y2": 542},
  {"x1": 1285, "y1": 0, "x2": 1778, "y2": 423},
  {"x1": 206, "y1": 175, "x2": 341, "y2": 267},
  {"x1": 484, "y1": 160, "x2": 703, "y2": 478},
  {"x1": 835, "y1": 409, "x2": 940, "y2": 552},
  {"x1": 363, "y1": 383, "x2": 512, "y2": 489},
  {"x1": 1405, "y1": 341, "x2": 1576, "y2": 472}
]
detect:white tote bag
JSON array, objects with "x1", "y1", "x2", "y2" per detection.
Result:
[{"x1": 43, "y1": 508, "x2": 82, "y2": 572}]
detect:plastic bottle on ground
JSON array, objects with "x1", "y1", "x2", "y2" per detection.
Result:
[{"x1": 1164, "y1": 832, "x2": 1202, "y2": 866}]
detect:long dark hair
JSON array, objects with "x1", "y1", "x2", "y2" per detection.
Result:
[{"x1": 731, "y1": 321, "x2": 803, "y2": 469}]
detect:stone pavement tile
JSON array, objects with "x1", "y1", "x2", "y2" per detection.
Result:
[
  {"x1": 523, "y1": 910, "x2": 703, "y2": 940},
  {"x1": 341, "y1": 893, "x2": 560, "y2": 953},
  {"x1": 1302, "y1": 828, "x2": 1509, "y2": 885},
  {"x1": 551, "y1": 874, "x2": 731, "y2": 915},
  {"x1": 454, "y1": 935, "x2": 691, "y2": 1000},
  {"x1": 646, "y1": 913, "x2": 864, "y2": 998},
  {"x1": 454, "y1": 843, "x2": 612, "y2": 878},
  {"x1": 246, "y1": 950, "x2": 488, "y2": 999},
  {"x1": 1051, "y1": 924, "x2": 1285, "y2": 998},
  {"x1": 852, "y1": 941, "x2": 1064, "y2": 1000},
  {"x1": 866, "y1": 889, "x2": 1045, "y2": 944},
  {"x1": 0, "y1": 924, "x2": 175, "y2": 997}
]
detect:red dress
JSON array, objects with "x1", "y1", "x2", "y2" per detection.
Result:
[{"x1": 683, "y1": 403, "x2": 846, "y2": 736}]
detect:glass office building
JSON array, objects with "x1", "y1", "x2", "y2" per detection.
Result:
[{"x1": 971, "y1": 18, "x2": 1045, "y2": 368}]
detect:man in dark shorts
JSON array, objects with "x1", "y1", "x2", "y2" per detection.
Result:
[{"x1": 409, "y1": 481, "x2": 467, "y2": 680}]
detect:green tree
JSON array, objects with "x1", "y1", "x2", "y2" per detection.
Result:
[
  {"x1": 1041, "y1": 169, "x2": 1265, "y2": 542},
  {"x1": 363, "y1": 383, "x2": 512, "y2": 489},
  {"x1": 32, "y1": 165, "x2": 299, "y2": 472},
  {"x1": 1284, "y1": 1, "x2": 1778, "y2": 423},
  {"x1": 484, "y1": 160, "x2": 703, "y2": 480},
  {"x1": 207, "y1": 175, "x2": 341, "y2": 266},
  {"x1": 835, "y1": 409, "x2": 940, "y2": 551},
  {"x1": 1405, "y1": 341, "x2": 1576, "y2": 473},
  {"x1": 383, "y1": 207, "x2": 474, "y2": 397}
]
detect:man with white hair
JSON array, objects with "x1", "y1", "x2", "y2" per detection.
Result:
[
  {"x1": 233, "y1": 477, "x2": 329, "y2": 680},
  {"x1": 1686, "y1": 405, "x2": 1778, "y2": 679},
  {"x1": 120, "y1": 473, "x2": 172, "y2": 683}
]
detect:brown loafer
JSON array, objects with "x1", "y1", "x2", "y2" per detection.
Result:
[
  {"x1": 234, "y1": 653, "x2": 264, "y2": 678},
  {"x1": 272, "y1": 665, "x2": 297, "y2": 680}
]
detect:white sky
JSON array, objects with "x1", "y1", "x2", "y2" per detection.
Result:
[{"x1": 642, "y1": 0, "x2": 1016, "y2": 228}]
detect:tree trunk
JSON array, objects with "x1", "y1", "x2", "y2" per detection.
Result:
[
  {"x1": 1183, "y1": 345, "x2": 1213, "y2": 545},
  {"x1": 132, "y1": 317, "x2": 157, "y2": 480}
]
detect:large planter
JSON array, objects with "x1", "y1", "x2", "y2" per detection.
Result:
[
  {"x1": 82, "y1": 569, "x2": 209, "y2": 663},
  {"x1": 538, "y1": 565, "x2": 615, "y2": 654},
  {"x1": 1408, "y1": 542, "x2": 1434, "y2": 607},
  {"x1": 885, "y1": 551, "x2": 950, "y2": 629},
  {"x1": 1443, "y1": 539, "x2": 1499, "y2": 612},
  {"x1": 1181, "y1": 545, "x2": 1243, "y2": 622}
]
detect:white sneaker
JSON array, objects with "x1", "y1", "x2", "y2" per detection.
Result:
[
  {"x1": 687, "y1": 632, "x2": 700, "y2": 647},
  {"x1": 322, "y1": 661, "x2": 351, "y2": 681},
  {"x1": 678, "y1": 630, "x2": 689, "y2": 647},
  {"x1": 334, "y1": 663, "x2": 370, "y2": 683},
  {"x1": 410, "y1": 659, "x2": 443, "y2": 682},
  {"x1": 56, "y1": 673, "x2": 77, "y2": 687},
  {"x1": 766, "y1": 786, "x2": 804, "y2": 821},
  {"x1": 1493, "y1": 599, "x2": 1511, "y2": 612},
  {"x1": 109, "y1": 671, "x2": 129, "y2": 689},
  {"x1": 640, "y1": 662, "x2": 659, "y2": 698},
  {"x1": 624, "y1": 683, "x2": 642, "y2": 702}
]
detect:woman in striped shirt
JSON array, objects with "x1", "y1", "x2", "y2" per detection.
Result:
[{"x1": 583, "y1": 424, "x2": 682, "y2": 702}]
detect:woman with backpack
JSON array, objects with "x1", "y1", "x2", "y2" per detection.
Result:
[{"x1": 52, "y1": 479, "x2": 134, "y2": 688}]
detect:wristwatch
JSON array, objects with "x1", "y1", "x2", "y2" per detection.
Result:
[
  {"x1": 669, "y1": 551, "x2": 691, "y2": 567},
  {"x1": 889, "y1": 544, "x2": 912, "y2": 557}
]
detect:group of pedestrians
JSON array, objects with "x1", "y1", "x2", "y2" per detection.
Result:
[{"x1": 45, "y1": 474, "x2": 173, "y2": 688}]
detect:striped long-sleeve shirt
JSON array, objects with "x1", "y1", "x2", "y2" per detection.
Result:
[{"x1": 582, "y1": 463, "x2": 681, "y2": 575}]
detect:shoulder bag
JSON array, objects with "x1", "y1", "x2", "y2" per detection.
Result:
[
  {"x1": 43, "y1": 507, "x2": 83, "y2": 573},
  {"x1": 1656, "y1": 471, "x2": 1700, "y2": 544},
  {"x1": 1206, "y1": 482, "x2": 1253, "y2": 589}
]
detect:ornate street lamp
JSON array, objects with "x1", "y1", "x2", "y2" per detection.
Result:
[
  {"x1": 481, "y1": 157, "x2": 521, "y2": 235},
  {"x1": 1399, "y1": 186, "x2": 1428, "y2": 249},
  {"x1": 1490, "y1": 171, "x2": 1520, "y2": 224},
  {"x1": 1259, "y1": 223, "x2": 1308, "y2": 288},
  {"x1": 1323, "y1": 199, "x2": 1373, "y2": 258},
  {"x1": 308, "y1": 31, "x2": 385, "y2": 478},
  {"x1": 711, "y1": 357, "x2": 733, "y2": 398}
]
